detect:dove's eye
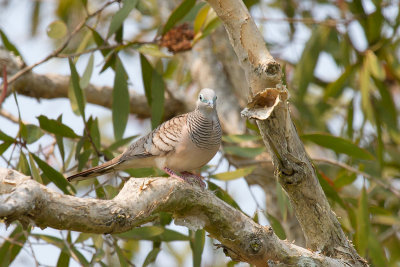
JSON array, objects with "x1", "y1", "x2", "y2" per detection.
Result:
[{"x1": 199, "y1": 94, "x2": 207, "y2": 102}]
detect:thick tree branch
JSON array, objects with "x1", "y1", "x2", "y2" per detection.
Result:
[
  {"x1": 0, "y1": 48, "x2": 187, "y2": 119},
  {"x1": 0, "y1": 168, "x2": 356, "y2": 266},
  {"x1": 205, "y1": 0, "x2": 366, "y2": 265}
]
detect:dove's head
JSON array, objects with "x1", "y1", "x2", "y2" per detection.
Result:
[{"x1": 196, "y1": 88, "x2": 217, "y2": 113}]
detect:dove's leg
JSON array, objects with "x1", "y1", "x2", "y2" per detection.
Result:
[{"x1": 163, "y1": 168, "x2": 205, "y2": 188}]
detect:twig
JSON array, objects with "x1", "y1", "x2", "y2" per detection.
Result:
[
  {"x1": 0, "y1": 66, "x2": 7, "y2": 108},
  {"x1": 314, "y1": 157, "x2": 400, "y2": 197},
  {"x1": 4, "y1": 0, "x2": 118, "y2": 87},
  {"x1": 0, "y1": 108, "x2": 23, "y2": 124},
  {"x1": 253, "y1": 16, "x2": 355, "y2": 27},
  {"x1": 23, "y1": 231, "x2": 40, "y2": 267}
]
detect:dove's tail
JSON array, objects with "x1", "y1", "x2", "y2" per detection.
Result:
[{"x1": 67, "y1": 156, "x2": 124, "y2": 182}]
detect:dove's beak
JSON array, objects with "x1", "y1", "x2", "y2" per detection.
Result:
[{"x1": 207, "y1": 100, "x2": 214, "y2": 108}]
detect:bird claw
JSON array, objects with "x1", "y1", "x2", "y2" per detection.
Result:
[{"x1": 163, "y1": 168, "x2": 206, "y2": 188}]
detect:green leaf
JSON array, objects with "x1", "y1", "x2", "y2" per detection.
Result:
[
  {"x1": 124, "y1": 167, "x2": 158, "y2": 178},
  {"x1": 115, "y1": 245, "x2": 129, "y2": 267},
  {"x1": 190, "y1": 229, "x2": 205, "y2": 267},
  {"x1": 374, "y1": 78, "x2": 398, "y2": 131},
  {"x1": 93, "y1": 179, "x2": 106, "y2": 199},
  {"x1": 137, "y1": 44, "x2": 170, "y2": 58},
  {"x1": 143, "y1": 248, "x2": 161, "y2": 267},
  {"x1": 33, "y1": 234, "x2": 65, "y2": 249},
  {"x1": 28, "y1": 153, "x2": 42, "y2": 183},
  {"x1": 365, "y1": 50, "x2": 385, "y2": 80},
  {"x1": 162, "y1": 0, "x2": 196, "y2": 34},
  {"x1": 0, "y1": 142, "x2": 12, "y2": 155},
  {"x1": 46, "y1": 20, "x2": 67, "y2": 39},
  {"x1": 0, "y1": 224, "x2": 27, "y2": 265},
  {"x1": 360, "y1": 59, "x2": 374, "y2": 122},
  {"x1": 117, "y1": 227, "x2": 189, "y2": 242},
  {"x1": 56, "y1": 250, "x2": 70, "y2": 267},
  {"x1": 211, "y1": 166, "x2": 256, "y2": 181},
  {"x1": 77, "y1": 149, "x2": 92, "y2": 171},
  {"x1": 20, "y1": 124, "x2": 44, "y2": 144},
  {"x1": 372, "y1": 215, "x2": 400, "y2": 226},
  {"x1": 101, "y1": 52, "x2": 117, "y2": 73},
  {"x1": 201, "y1": 17, "x2": 221, "y2": 38},
  {"x1": 75, "y1": 233, "x2": 92, "y2": 244},
  {"x1": 0, "y1": 130, "x2": 15, "y2": 142},
  {"x1": 323, "y1": 64, "x2": 356, "y2": 100},
  {"x1": 334, "y1": 172, "x2": 357, "y2": 189},
  {"x1": 302, "y1": 133, "x2": 374, "y2": 160},
  {"x1": 112, "y1": 58, "x2": 130, "y2": 140},
  {"x1": 90, "y1": 29, "x2": 110, "y2": 57},
  {"x1": 68, "y1": 58, "x2": 86, "y2": 118},
  {"x1": 107, "y1": 0, "x2": 138, "y2": 38},
  {"x1": 155, "y1": 229, "x2": 190, "y2": 242},
  {"x1": 316, "y1": 170, "x2": 345, "y2": 207},
  {"x1": 266, "y1": 213, "x2": 286, "y2": 240},
  {"x1": 37, "y1": 115, "x2": 78, "y2": 138},
  {"x1": 79, "y1": 53, "x2": 94, "y2": 89},
  {"x1": 181, "y1": 2, "x2": 206, "y2": 22},
  {"x1": 31, "y1": 153, "x2": 75, "y2": 194},
  {"x1": 140, "y1": 54, "x2": 165, "y2": 129},
  {"x1": 355, "y1": 186, "x2": 369, "y2": 256},
  {"x1": 17, "y1": 153, "x2": 31, "y2": 176},
  {"x1": 89, "y1": 117, "x2": 101, "y2": 150},
  {"x1": 368, "y1": 231, "x2": 387, "y2": 266},
  {"x1": 194, "y1": 5, "x2": 210, "y2": 34},
  {"x1": 223, "y1": 146, "x2": 265, "y2": 158},
  {"x1": 141, "y1": 54, "x2": 153, "y2": 105},
  {"x1": 293, "y1": 26, "x2": 331, "y2": 100},
  {"x1": 55, "y1": 134, "x2": 65, "y2": 164},
  {"x1": 116, "y1": 226, "x2": 165, "y2": 239},
  {"x1": 108, "y1": 135, "x2": 137, "y2": 151},
  {"x1": 70, "y1": 246, "x2": 89, "y2": 265},
  {"x1": 222, "y1": 134, "x2": 261, "y2": 143},
  {"x1": 208, "y1": 181, "x2": 242, "y2": 211},
  {"x1": 0, "y1": 29, "x2": 22, "y2": 58},
  {"x1": 347, "y1": 99, "x2": 354, "y2": 139},
  {"x1": 149, "y1": 67, "x2": 165, "y2": 129}
]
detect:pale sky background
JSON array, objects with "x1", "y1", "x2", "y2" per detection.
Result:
[{"x1": 0, "y1": 0, "x2": 389, "y2": 266}]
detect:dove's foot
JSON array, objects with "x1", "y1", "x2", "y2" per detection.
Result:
[
  {"x1": 181, "y1": 171, "x2": 206, "y2": 188},
  {"x1": 163, "y1": 168, "x2": 206, "y2": 188}
]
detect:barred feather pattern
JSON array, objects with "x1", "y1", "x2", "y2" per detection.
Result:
[
  {"x1": 150, "y1": 114, "x2": 186, "y2": 154},
  {"x1": 187, "y1": 109, "x2": 221, "y2": 150}
]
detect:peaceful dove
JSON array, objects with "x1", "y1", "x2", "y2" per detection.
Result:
[{"x1": 67, "y1": 88, "x2": 222, "y2": 187}]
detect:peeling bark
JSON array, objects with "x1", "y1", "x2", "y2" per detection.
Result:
[{"x1": 205, "y1": 0, "x2": 366, "y2": 265}]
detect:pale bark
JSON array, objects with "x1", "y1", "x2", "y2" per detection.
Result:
[
  {"x1": 205, "y1": 0, "x2": 366, "y2": 265},
  {"x1": 0, "y1": 168, "x2": 354, "y2": 267}
]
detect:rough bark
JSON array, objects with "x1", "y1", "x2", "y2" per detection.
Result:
[
  {"x1": 0, "y1": 168, "x2": 354, "y2": 267},
  {"x1": 205, "y1": 0, "x2": 366, "y2": 265}
]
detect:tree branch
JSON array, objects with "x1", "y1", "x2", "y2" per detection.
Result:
[
  {"x1": 0, "y1": 167, "x2": 356, "y2": 266},
  {"x1": 205, "y1": 0, "x2": 366, "y2": 265},
  {"x1": 0, "y1": 48, "x2": 187, "y2": 119}
]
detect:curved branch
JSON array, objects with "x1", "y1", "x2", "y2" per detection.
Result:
[
  {"x1": 1, "y1": 167, "x2": 353, "y2": 267},
  {"x1": 0, "y1": 48, "x2": 187, "y2": 119}
]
